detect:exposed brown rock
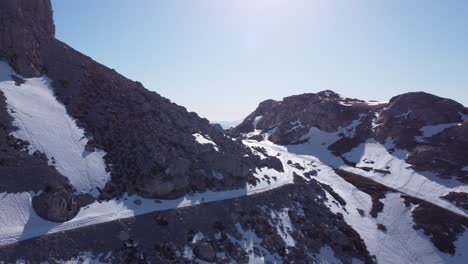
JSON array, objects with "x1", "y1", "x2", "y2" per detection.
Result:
[
  {"x1": 32, "y1": 185, "x2": 80, "y2": 222},
  {"x1": 441, "y1": 192, "x2": 468, "y2": 210}
]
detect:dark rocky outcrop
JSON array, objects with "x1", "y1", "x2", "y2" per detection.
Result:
[
  {"x1": 374, "y1": 92, "x2": 467, "y2": 148},
  {"x1": 441, "y1": 192, "x2": 468, "y2": 210},
  {"x1": 32, "y1": 185, "x2": 80, "y2": 222}
]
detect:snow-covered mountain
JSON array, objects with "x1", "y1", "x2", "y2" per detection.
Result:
[{"x1": 0, "y1": 1, "x2": 466, "y2": 263}]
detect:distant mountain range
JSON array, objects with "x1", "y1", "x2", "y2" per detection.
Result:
[{"x1": 210, "y1": 120, "x2": 243, "y2": 129}]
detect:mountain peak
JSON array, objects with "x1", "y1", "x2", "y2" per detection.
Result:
[
  {"x1": 317, "y1": 90, "x2": 342, "y2": 98},
  {"x1": 0, "y1": 0, "x2": 55, "y2": 35}
]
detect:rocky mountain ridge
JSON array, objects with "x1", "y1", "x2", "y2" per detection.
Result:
[{"x1": 230, "y1": 90, "x2": 468, "y2": 183}]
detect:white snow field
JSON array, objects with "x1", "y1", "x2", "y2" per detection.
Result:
[{"x1": 0, "y1": 61, "x2": 110, "y2": 195}]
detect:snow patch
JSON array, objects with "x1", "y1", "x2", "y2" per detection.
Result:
[
  {"x1": 192, "y1": 231, "x2": 205, "y2": 243},
  {"x1": 253, "y1": 116, "x2": 263, "y2": 130},
  {"x1": 416, "y1": 122, "x2": 462, "y2": 142},
  {"x1": 183, "y1": 245, "x2": 194, "y2": 260},
  {"x1": 0, "y1": 61, "x2": 110, "y2": 195},
  {"x1": 228, "y1": 223, "x2": 282, "y2": 264},
  {"x1": 366, "y1": 100, "x2": 388, "y2": 106},
  {"x1": 341, "y1": 114, "x2": 366, "y2": 138},
  {"x1": 266, "y1": 208, "x2": 295, "y2": 248},
  {"x1": 315, "y1": 246, "x2": 343, "y2": 264},
  {"x1": 193, "y1": 133, "x2": 219, "y2": 151},
  {"x1": 285, "y1": 120, "x2": 305, "y2": 133}
]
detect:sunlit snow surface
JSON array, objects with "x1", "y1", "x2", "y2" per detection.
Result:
[{"x1": 0, "y1": 62, "x2": 110, "y2": 194}]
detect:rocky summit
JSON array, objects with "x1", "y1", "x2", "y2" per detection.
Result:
[{"x1": 0, "y1": 1, "x2": 467, "y2": 264}]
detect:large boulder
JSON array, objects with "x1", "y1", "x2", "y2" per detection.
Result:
[
  {"x1": 32, "y1": 185, "x2": 80, "y2": 222},
  {"x1": 193, "y1": 242, "x2": 216, "y2": 262}
]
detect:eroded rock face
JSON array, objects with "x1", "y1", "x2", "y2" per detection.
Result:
[{"x1": 32, "y1": 185, "x2": 80, "y2": 222}]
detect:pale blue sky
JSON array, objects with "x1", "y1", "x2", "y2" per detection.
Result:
[{"x1": 51, "y1": 0, "x2": 468, "y2": 121}]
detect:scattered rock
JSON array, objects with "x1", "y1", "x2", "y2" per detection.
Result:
[{"x1": 193, "y1": 241, "x2": 216, "y2": 262}]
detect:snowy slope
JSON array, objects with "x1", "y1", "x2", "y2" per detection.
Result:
[
  {"x1": 0, "y1": 62, "x2": 110, "y2": 195},
  {"x1": 341, "y1": 139, "x2": 468, "y2": 216},
  {"x1": 267, "y1": 120, "x2": 467, "y2": 217},
  {"x1": 243, "y1": 139, "x2": 468, "y2": 264}
]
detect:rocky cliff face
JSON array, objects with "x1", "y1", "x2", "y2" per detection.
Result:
[
  {"x1": 0, "y1": 0, "x2": 54, "y2": 77},
  {"x1": 0, "y1": 0, "x2": 281, "y2": 217}
]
